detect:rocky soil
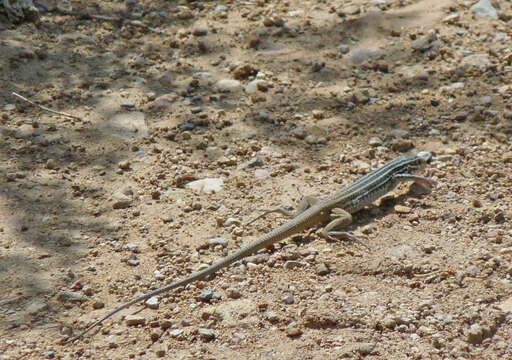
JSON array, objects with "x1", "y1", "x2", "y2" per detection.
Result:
[{"x1": 1, "y1": 0, "x2": 512, "y2": 359}]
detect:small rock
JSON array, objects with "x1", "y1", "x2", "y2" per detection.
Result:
[
  {"x1": 352, "y1": 91, "x2": 369, "y2": 104},
  {"x1": 312, "y1": 110, "x2": 324, "y2": 119},
  {"x1": 160, "y1": 319, "x2": 175, "y2": 329},
  {"x1": 253, "y1": 110, "x2": 273, "y2": 122},
  {"x1": 216, "y1": 79, "x2": 242, "y2": 92},
  {"x1": 291, "y1": 126, "x2": 307, "y2": 139},
  {"x1": 169, "y1": 329, "x2": 184, "y2": 337},
  {"x1": 284, "y1": 260, "x2": 304, "y2": 270},
  {"x1": 497, "y1": 298, "x2": 512, "y2": 313},
  {"x1": 125, "y1": 243, "x2": 140, "y2": 253},
  {"x1": 337, "y1": 44, "x2": 350, "y2": 54},
  {"x1": 92, "y1": 300, "x2": 105, "y2": 309},
  {"x1": 118, "y1": 160, "x2": 130, "y2": 170},
  {"x1": 27, "y1": 299, "x2": 48, "y2": 315},
  {"x1": 215, "y1": 5, "x2": 228, "y2": 14},
  {"x1": 126, "y1": 315, "x2": 146, "y2": 326},
  {"x1": 358, "y1": 343, "x2": 376, "y2": 355},
  {"x1": 263, "y1": 311, "x2": 279, "y2": 323},
  {"x1": 467, "y1": 324, "x2": 484, "y2": 344},
  {"x1": 198, "y1": 328, "x2": 216, "y2": 342},
  {"x1": 16, "y1": 124, "x2": 36, "y2": 139},
  {"x1": 147, "y1": 93, "x2": 178, "y2": 112},
  {"x1": 471, "y1": 0, "x2": 497, "y2": 19},
  {"x1": 390, "y1": 139, "x2": 414, "y2": 152},
  {"x1": 145, "y1": 296, "x2": 159, "y2": 309},
  {"x1": 368, "y1": 137, "x2": 383, "y2": 147},
  {"x1": 316, "y1": 263, "x2": 330, "y2": 276},
  {"x1": 390, "y1": 129, "x2": 408, "y2": 139},
  {"x1": 349, "y1": 48, "x2": 385, "y2": 65},
  {"x1": 127, "y1": 259, "x2": 139, "y2": 266},
  {"x1": 232, "y1": 64, "x2": 258, "y2": 80},
  {"x1": 192, "y1": 28, "x2": 208, "y2": 36},
  {"x1": 198, "y1": 290, "x2": 215, "y2": 302},
  {"x1": 46, "y1": 159, "x2": 57, "y2": 170},
  {"x1": 186, "y1": 178, "x2": 224, "y2": 194},
  {"x1": 155, "y1": 347, "x2": 166, "y2": 357},
  {"x1": 394, "y1": 205, "x2": 412, "y2": 214},
  {"x1": 209, "y1": 237, "x2": 229, "y2": 247},
  {"x1": 244, "y1": 80, "x2": 268, "y2": 94},
  {"x1": 282, "y1": 295, "x2": 294, "y2": 304},
  {"x1": 57, "y1": 291, "x2": 87, "y2": 303},
  {"x1": 286, "y1": 324, "x2": 303, "y2": 337},
  {"x1": 112, "y1": 191, "x2": 132, "y2": 209},
  {"x1": 226, "y1": 288, "x2": 241, "y2": 299}
]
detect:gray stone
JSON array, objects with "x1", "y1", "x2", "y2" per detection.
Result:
[
  {"x1": 198, "y1": 328, "x2": 216, "y2": 341},
  {"x1": 125, "y1": 315, "x2": 146, "y2": 326},
  {"x1": 27, "y1": 299, "x2": 48, "y2": 315},
  {"x1": 209, "y1": 237, "x2": 229, "y2": 247},
  {"x1": 216, "y1": 79, "x2": 241, "y2": 92},
  {"x1": 337, "y1": 44, "x2": 350, "y2": 54},
  {"x1": 471, "y1": 0, "x2": 497, "y2": 19},
  {"x1": 112, "y1": 190, "x2": 132, "y2": 209},
  {"x1": 57, "y1": 291, "x2": 87, "y2": 303},
  {"x1": 145, "y1": 296, "x2": 159, "y2": 309},
  {"x1": 186, "y1": 178, "x2": 224, "y2": 194},
  {"x1": 349, "y1": 48, "x2": 385, "y2": 65}
]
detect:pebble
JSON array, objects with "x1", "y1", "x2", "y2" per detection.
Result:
[
  {"x1": 147, "y1": 94, "x2": 178, "y2": 112},
  {"x1": 286, "y1": 324, "x2": 303, "y2": 337},
  {"x1": 15, "y1": 124, "x2": 35, "y2": 139},
  {"x1": 253, "y1": 110, "x2": 273, "y2": 122},
  {"x1": 198, "y1": 290, "x2": 215, "y2": 302},
  {"x1": 263, "y1": 311, "x2": 279, "y2": 323},
  {"x1": 198, "y1": 328, "x2": 216, "y2": 342},
  {"x1": 337, "y1": 44, "x2": 350, "y2": 54},
  {"x1": 125, "y1": 315, "x2": 146, "y2": 326},
  {"x1": 192, "y1": 28, "x2": 208, "y2": 36},
  {"x1": 282, "y1": 295, "x2": 294, "y2": 304},
  {"x1": 349, "y1": 48, "x2": 385, "y2": 65},
  {"x1": 186, "y1": 178, "x2": 224, "y2": 194},
  {"x1": 169, "y1": 329, "x2": 183, "y2": 337},
  {"x1": 244, "y1": 80, "x2": 268, "y2": 94},
  {"x1": 358, "y1": 343, "x2": 376, "y2": 355},
  {"x1": 57, "y1": 291, "x2": 87, "y2": 303},
  {"x1": 284, "y1": 260, "x2": 305, "y2": 270},
  {"x1": 145, "y1": 296, "x2": 159, "y2": 309},
  {"x1": 215, "y1": 5, "x2": 228, "y2": 14},
  {"x1": 27, "y1": 299, "x2": 48, "y2": 315},
  {"x1": 471, "y1": 0, "x2": 497, "y2": 19},
  {"x1": 125, "y1": 243, "x2": 139, "y2": 253},
  {"x1": 112, "y1": 190, "x2": 132, "y2": 209},
  {"x1": 92, "y1": 300, "x2": 105, "y2": 309},
  {"x1": 209, "y1": 237, "x2": 229, "y2": 247},
  {"x1": 394, "y1": 205, "x2": 412, "y2": 214},
  {"x1": 316, "y1": 263, "x2": 330, "y2": 276},
  {"x1": 368, "y1": 137, "x2": 383, "y2": 147},
  {"x1": 118, "y1": 160, "x2": 130, "y2": 170},
  {"x1": 226, "y1": 288, "x2": 241, "y2": 299},
  {"x1": 216, "y1": 79, "x2": 242, "y2": 92},
  {"x1": 467, "y1": 323, "x2": 484, "y2": 344},
  {"x1": 291, "y1": 126, "x2": 307, "y2": 139}
]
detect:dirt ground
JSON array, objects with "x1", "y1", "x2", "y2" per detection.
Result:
[{"x1": 1, "y1": 0, "x2": 512, "y2": 359}]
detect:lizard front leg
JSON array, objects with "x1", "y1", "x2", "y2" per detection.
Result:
[{"x1": 321, "y1": 208, "x2": 370, "y2": 249}]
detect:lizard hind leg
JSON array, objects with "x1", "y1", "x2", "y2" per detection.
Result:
[
  {"x1": 321, "y1": 208, "x2": 370, "y2": 249},
  {"x1": 245, "y1": 196, "x2": 320, "y2": 225}
]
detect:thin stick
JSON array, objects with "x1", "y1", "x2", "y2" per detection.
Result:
[{"x1": 11, "y1": 92, "x2": 82, "y2": 121}]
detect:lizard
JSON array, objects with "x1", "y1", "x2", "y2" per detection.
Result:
[{"x1": 66, "y1": 151, "x2": 435, "y2": 343}]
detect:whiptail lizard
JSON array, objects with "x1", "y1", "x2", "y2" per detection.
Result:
[{"x1": 67, "y1": 151, "x2": 435, "y2": 343}]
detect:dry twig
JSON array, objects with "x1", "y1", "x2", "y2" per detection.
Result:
[{"x1": 11, "y1": 92, "x2": 82, "y2": 121}]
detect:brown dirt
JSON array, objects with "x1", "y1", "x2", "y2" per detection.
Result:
[{"x1": 1, "y1": 0, "x2": 512, "y2": 359}]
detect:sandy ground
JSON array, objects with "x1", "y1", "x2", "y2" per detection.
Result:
[{"x1": 1, "y1": 0, "x2": 512, "y2": 359}]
